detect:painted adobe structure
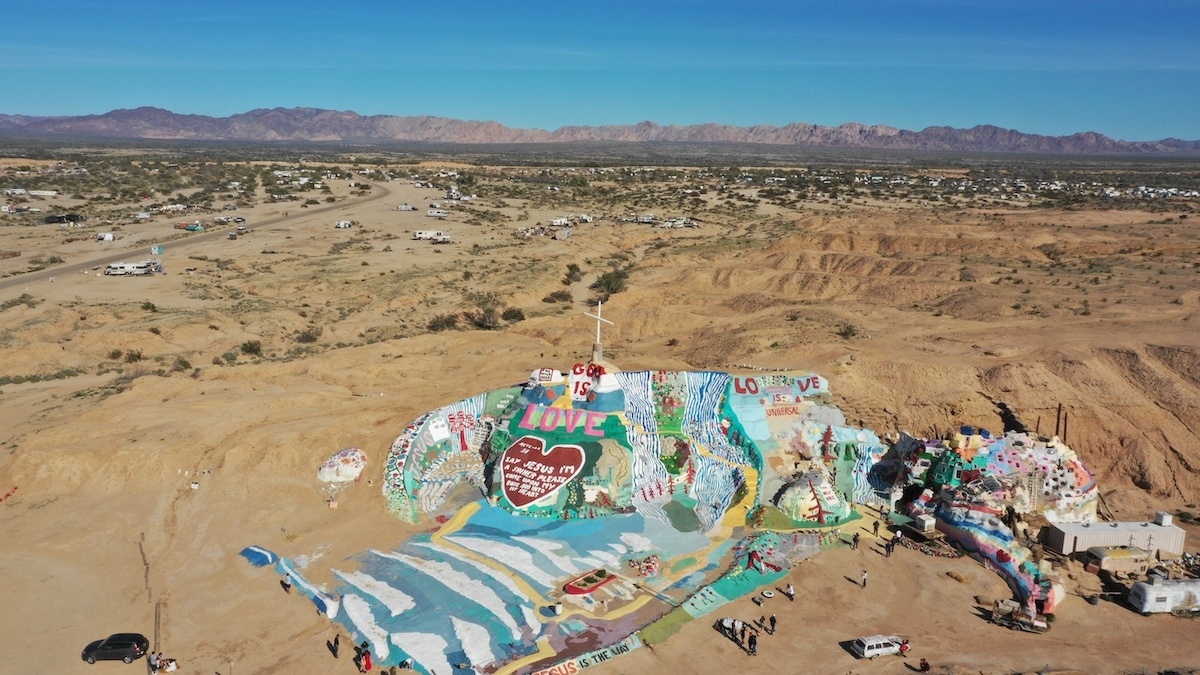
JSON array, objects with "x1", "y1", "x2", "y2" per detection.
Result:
[{"x1": 260, "y1": 361, "x2": 1097, "y2": 673}]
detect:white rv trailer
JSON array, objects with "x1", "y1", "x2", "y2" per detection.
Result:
[
  {"x1": 104, "y1": 261, "x2": 153, "y2": 276},
  {"x1": 426, "y1": 210, "x2": 449, "y2": 219},
  {"x1": 412, "y1": 230, "x2": 445, "y2": 240},
  {"x1": 1128, "y1": 578, "x2": 1200, "y2": 615}
]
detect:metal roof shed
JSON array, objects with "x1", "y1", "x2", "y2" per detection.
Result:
[{"x1": 1046, "y1": 514, "x2": 1185, "y2": 557}]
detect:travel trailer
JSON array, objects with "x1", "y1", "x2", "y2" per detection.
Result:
[
  {"x1": 412, "y1": 230, "x2": 445, "y2": 241},
  {"x1": 427, "y1": 210, "x2": 449, "y2": 219},
  {"x1": 104, "y1": 261, "x2": 153, "y2": 276},
  {"x1": 1128, "y1": 578, "x2": 1200, "y2": 615}
]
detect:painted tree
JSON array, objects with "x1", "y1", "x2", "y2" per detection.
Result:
[{"x1": 820, "y1": 425, "x2": 837, "y2": 461}]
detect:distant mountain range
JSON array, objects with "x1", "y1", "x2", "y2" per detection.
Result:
[{"x1": 1, "y1": 107, "x2": 1197, "y2": 154}]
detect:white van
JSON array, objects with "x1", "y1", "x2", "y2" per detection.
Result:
[{"x1": 850, "y1": 635, "x2": 902, "y2": 659}]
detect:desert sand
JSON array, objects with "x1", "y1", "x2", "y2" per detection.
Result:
[{"x1": 1, "y1": 162, "x2": 1198, "y2": 674}]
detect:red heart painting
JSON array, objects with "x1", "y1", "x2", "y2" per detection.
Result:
[{"x1": 501, "y1": 435, "x2": 586, "y2": 508}]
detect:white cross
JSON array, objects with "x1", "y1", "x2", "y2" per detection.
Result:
[{"x1": 584, "y1": 300, "x2": 614, "y2": 345}]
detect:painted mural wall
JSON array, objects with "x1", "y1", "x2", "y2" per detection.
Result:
[{"x1": 382, "y1": 364, "x2": 883, "y2": 534}]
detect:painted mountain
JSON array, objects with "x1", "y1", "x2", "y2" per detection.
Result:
[{"x1": 1, "y1": 107, "x2": 1198, "y2": 154}]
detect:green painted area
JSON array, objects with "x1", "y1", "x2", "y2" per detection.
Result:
[
  {"x1": 669, "y1": 556, "x2": 697, "y2": 574},
  {"x1": 663, "y1": 499, "x2": 703, "y2": 532},
  {"x1": 638, "y1": 606, "x2": 694, "y2": 646}
]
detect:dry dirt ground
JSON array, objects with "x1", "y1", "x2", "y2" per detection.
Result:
[{"x1": 1, "y1": 166, "x2": 1198, "y2": 674}]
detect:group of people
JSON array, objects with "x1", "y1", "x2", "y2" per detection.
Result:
[
  {"x1": 716, "y1": 612, "x2": 781, "y2": 657},
  {"x1": 148, "y1": 652, "x2": 177, "y2": 672}
]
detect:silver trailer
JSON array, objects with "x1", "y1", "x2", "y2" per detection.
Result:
[{"x1": 1128, "y1": 578, "x2": 1200, "y2": 615}]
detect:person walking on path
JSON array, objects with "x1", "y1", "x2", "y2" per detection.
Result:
[
  {"x1": 861, "y1": 569, "x2": 868, "y2": 589},
  {"x1": 280, "y1": 574, "x2": 292, "y2": 593},
  {"x1": 852, "y1": 532, "x2": 861, "y2": 550},
  {"x1": 873, "y1": 520, "x2": 881, "y2": 537},
  {"x1": 885, "y1": 540, "x2": 894, "y2": 558},
  {"x1": 332, "y1": 635, "x2": 340, "y2": 658},
  {"x1": 783, "y1": 582, "x2": 795, "y2": 601},
  {"x1": 748, "y1": 633, "x2": 758, "y2": 656},
  {"x1": 769, "y1": 614, "x2": 777, "y2": 634}
]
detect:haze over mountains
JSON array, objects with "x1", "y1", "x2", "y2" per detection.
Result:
[{"x1": 1, "y1": 107, "x2": 1198, "y2": 154}]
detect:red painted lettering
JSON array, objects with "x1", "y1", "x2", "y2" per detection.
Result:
[{"x1": 734, "y1": 377, "x2": 759, "y2": 395}]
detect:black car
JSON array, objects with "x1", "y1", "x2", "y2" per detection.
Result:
[{"x1": 81, "y1": 633, "x2": 149, "y2": 664}]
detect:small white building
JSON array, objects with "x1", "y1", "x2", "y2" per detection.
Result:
[
  {"x1": 1046, "y1": 512, "x2": 1185, "y2": 558},
  {"x1": 334, "y1": 220, "x2": 352, "y2": 229}
]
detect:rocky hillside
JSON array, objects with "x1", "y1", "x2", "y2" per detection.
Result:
[{"x1": 1, "y1": 107, "x2": 1198, "y2": 154}]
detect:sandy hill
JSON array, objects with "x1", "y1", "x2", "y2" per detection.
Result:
[{"x1": 0, "y1": 173, "x2": 1198, "y2": 674}]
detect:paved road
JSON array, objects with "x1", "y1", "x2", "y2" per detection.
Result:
[{"x1": 0, "y1": 181, "x2": 393, "y2": 293}]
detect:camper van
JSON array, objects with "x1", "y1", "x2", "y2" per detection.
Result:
[
  {"x1": 1128, "y1": 578, "x2": 1200, "y2": 615},
  {"x1": 412, "y1": 230, "x2": 445, "y2": 241},
  {"x1": 426, "y1": 210, "x2": 449, "y2": 219},
  {"x1": 104, "y1": 262, "x2": 153, "y2": 276}
]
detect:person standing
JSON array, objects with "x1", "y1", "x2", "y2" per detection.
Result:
[
  {"x1": 885, "y1": 540, "x2": 894, "y2": 558},
  {"x1": 784, "y1": 582, "x2": 795, "y2": 600},
  {"x1": 332, "y1": 635, "x2": 340, "y2": 658},
  {"x1": 852, "y1": 532, "x2": 861, "y2": 550},
  {"x1": 769, "y1": 614, "x2": 777, "y2": 634},
  {"x1": 861, "y1": 569, "x2": 868, "y2": 589},
  {"x1": 360, "y1": 649, "x2": 372, "y2": 673},
  {"x1": 280, "y1": 574, "x2": 292, "y2": 593},
  {"x1": 149, "y1": 652, "x2": 160, "y2": 673},
  {"x1": 873, "y1": 520, "x2": 881, "y2": 537},
  {"x1": 748, "y1": 633, "x2": 758, "y2": 656}
]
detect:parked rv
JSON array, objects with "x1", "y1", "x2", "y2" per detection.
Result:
[
  {"x1": 427, "y1": 209, "x2": 449, "y2": 219},
  {"x1": 104, "y1": 262, "x2": 153, "y2": 276},
  {"x1": 1128, "y1": 578, "x2": 1200, "y2": 615},
  {"x1": 412, "y1": 230, "x2": 445, "y2": 240}
]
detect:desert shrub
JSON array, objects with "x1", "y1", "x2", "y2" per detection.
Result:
[
  {"x1": 590, "y1": 269, "x2": 629, "y2": 296},
  {"x1": 148, "y1": 327, "x2": 161, "y2": 335},
  {"x1": 240, "y1": 340, "x2": 262, "y2": 356},
  {"x1": 124, "y1": 350, "x2": 144, "y2": 363},
  {"x1": 141, "y1": 301, "x2": 157, "y2": 312},
  {"x1": 428, "y1": 314, "x2": 459, "y2": 332},
  {"x1": 501, "y1": 307, "x2": 525, "y2": 322},
  {"x1": 295, "y1": 326, "x2": 323, "y2": 343},
  {"x1": 542, "y1": 289, "x2": 572, "y2": 303},
  {"x1": 108, "y1": 349, "x2": 123, "y2": 360},
  {"x1": 563, "y1": 263, "x2": 584, "y2": 284},
  {"x1": 172, "y1": 356, "x2": 192, "y2": 372},
  {"x1": 836, "y1": 323, "x2": 860, "y2": 339}
]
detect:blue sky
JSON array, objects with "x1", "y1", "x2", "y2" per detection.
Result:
[{"x1": 2, "y1": 0, "x2": 1197, "y2": 140}]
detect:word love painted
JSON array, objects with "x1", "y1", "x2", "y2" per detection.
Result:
[
  {"x1": 501, "y1": 436, "x2": 585, "y2": 508},
  {"x1": 732, "y1": 375, "x2": 825, "y2": 396},
  {"x1": 516, "y1": 404, "x2": 608, "y2": 437}
]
